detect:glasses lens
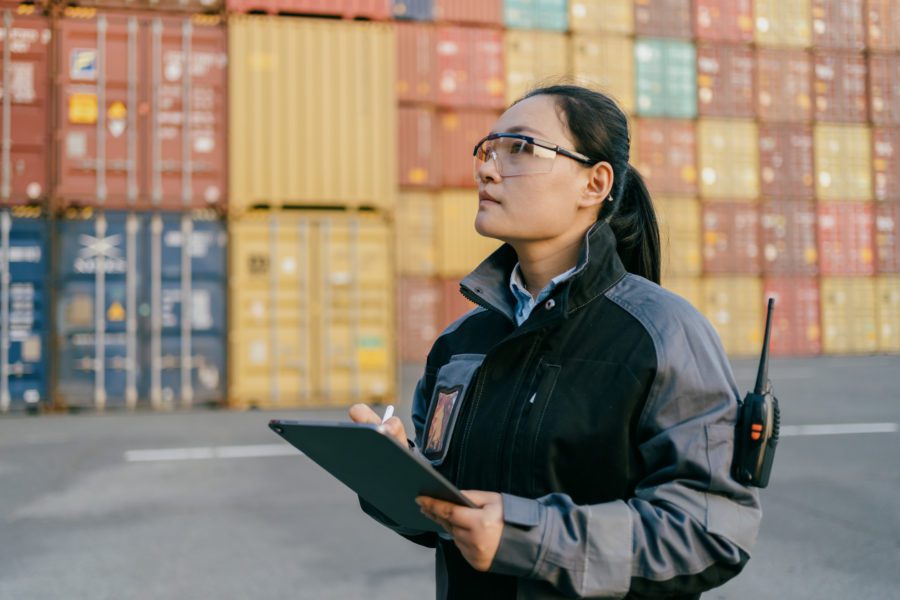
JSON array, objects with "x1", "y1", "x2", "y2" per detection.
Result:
[{"x1": 474, "y1": 136, "x2": 557, "y2": 178}]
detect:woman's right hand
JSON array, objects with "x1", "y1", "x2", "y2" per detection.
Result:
[{"x1": 348, "y1": 404, "x2": 410, "y2": 449}]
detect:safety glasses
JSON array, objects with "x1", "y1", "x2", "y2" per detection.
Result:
[{"x1": 472, "y1": 132, "x2": 597, "y2": 178}]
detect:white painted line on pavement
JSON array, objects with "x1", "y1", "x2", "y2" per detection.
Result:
[
  {"x1": 780, "y1": 423, "x2": 899, "y2": 437},
  {"x1": 125, "y1": 444, "x2": 300, "y2": 462}
]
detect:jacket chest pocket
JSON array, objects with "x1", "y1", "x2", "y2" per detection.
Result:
[
  {"x1": 507, "y1": 359, "x2": 561, "y2": 494},
  {"x1": 422, "y1": 353, "x2": 485, "y2": 467}
]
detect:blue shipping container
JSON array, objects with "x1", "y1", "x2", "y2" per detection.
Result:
[
  {"x1": 393, "y1": 0, "x2": 433, "y2": 20},
  {"x1": 0, "y1": 211, "x2": 49, "y2": 412},
  {"x1": 56, "y1": 211, "x2": 226, "y2": 410},
  {"x1": 505, "y1": 0, "x2": 568, "y2": 31}
]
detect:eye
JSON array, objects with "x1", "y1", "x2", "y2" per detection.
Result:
[{"x1": 509, "y1": 139, "x2": 528, "y2": 155}]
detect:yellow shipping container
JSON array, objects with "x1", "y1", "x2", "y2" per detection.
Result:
[
  {"x1": 229, "y1": 17, "x2": 396, "y2": 211},
  {"x1": 571, "y1": 34, "x2": 635, "y2": 114},
  {"x1": 228, "y1": 211, "x2": 395, "y2": 408},
  {"x1": 702, "y1": 277, "x2": 764, "y2": 356},
  {"x1": 662, "y1": 276, "x2": 704, "y2": 314},
  {"x1": 698, "y1": 119, "x2": 759, "y2": 200},
  {"x1": 569, "y1": 0, "x2": 634, "y2": 34},
  {"x1": 876, "y1": 277, "x2": 900, "y2": 352},
  {"x1": 754, "y1": 0, "x2": 812, "y2": 48},
  {"x1": 820, "y1": 278, "x2": 878, "y2": 354},
  {"x1": 814, "y1": 124, "x2": 873, "y2": 202},
  {"x1": 397, "y1": 192, "x2": 438, "y2": 276},
  {"x1": 654, "y1": 196, "x2": 702, "y2": 278},
  {"x1": 504, "y1": 30, "x2": 570, "y2": 104},
  {"x1": 437, "y1": 189, "x2": 502, "y2": 278}
]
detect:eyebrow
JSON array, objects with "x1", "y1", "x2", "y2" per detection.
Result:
[{"x1": 489, "y1": 125, "x2": 546, "y2": 137}]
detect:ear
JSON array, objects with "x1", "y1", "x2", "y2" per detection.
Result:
[{"x1": 578, "y1": 161, "x2": 614, "y2": 209}]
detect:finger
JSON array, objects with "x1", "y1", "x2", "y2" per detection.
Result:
[
  {"x1": 460, "y1": 490, "x2": 498, "y2": 507},
  {"x1": 348, "y1": 403, "x2": 381, "y2": 425},
  {"x1": 383, "y1": 417, "x2": 408, "y2": 443}
]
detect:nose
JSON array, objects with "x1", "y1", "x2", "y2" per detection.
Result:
[{"x1": 474, "y1": 150, "x2": 502, "y2": 184}]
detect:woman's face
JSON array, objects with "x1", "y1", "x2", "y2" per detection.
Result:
[{"x1": 474, "y1": 94, "x2": 608, "y2": 244}]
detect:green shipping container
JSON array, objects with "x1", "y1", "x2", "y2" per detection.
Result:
[
  {"x1": 635, "y1": 38, "x2": 697, "y2": 118},
  {"x1": 505, "y1": 0, "x2": 568, "y2": 31}
]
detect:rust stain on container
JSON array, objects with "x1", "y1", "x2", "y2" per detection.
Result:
[
  {"x1": 868, "y1": 53, "x2": 900, "y2": 125},
  {"x1": 875, "y1": 202, "x2": 900, "y2": 273},
  {"x1": 760, "y1": 200, "x2": 818, "y2": 275},
  {"x1": 764, "y1": 277, "x2": 821, "y2": 356},
  {"x1": 874, "y1": 127, "x2": 900, "y2": 201},
  {"x1": 866, "y1": 0, "x2": 900, "y2": 50},
  {"x1": 398, "y1": 106, "x2": 440, "y2": 189},
  {"x1": 434, "y1": 0, "x2": 503, "y2": 27},
  {"x1": 436, "y1": 25, "x2": 505, "y2": 109},
  {"x1": 633, "y1": 119, "x2": 697, "y2": 196},
  {"x1": 634, "y1": 0, "x2": 692, "y2": 39},
  {"x1": 814, "y1": 124, "x2": 872, "y2": 201},
  {"x1": 654, "y1": 196, "x2": 701, "y2": 278},
  {"x1": 811, "y1": 0, "x2": 866, "y2": 49},
  {"x1": 820, "y1": 277, "x2": 878, "y2": 354},
  {"x1": 702, "y1": 277, "x2": 763, "y2": 356},
  {"x1": 568, "y1": 0, "x2": 633, "y2": 34},
  {"x1": 694, "y1": 0, "x2": 754, "y2": 43},
  {"x1": 397, "y1": 277, "x2": 440, "y2": 362},
  {"x1": 439, "y1": 109, "x2": 500, "y2": 188},
  {"x1": 396, "y1": 22, "x2": 435, "y2": 104},
  {"x1": 876, "y1": 277, "x2": 900, "y2": 351},
  {"x1": 758, "y1": 124, "x2": 814, "y2": 199},
  {"x1": 817, "y1": 202, "x2": 875, "y2": 276},
  {"x1": 698, "y1": 119, "x2": 758, "y2": 200},
  {"x1": 813, "y1": 51, "x2": 868, "y2": 123},
  {"x1": 755, "y1": 48, "x2": 812, "y2": 122},
  {"x1": 696, "y1": 43, "x2": 755, "y2": 118},
  {"x1": 702, "y1": 201, "x2": 761, "y2": 274}
]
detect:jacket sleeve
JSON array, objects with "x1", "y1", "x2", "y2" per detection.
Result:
[
  {"x1": 488, "y1": 311, "x2": 762, "y2": 598},
  {"x1": 358, "y1": 371, "x2": 439, "y2": 549}
]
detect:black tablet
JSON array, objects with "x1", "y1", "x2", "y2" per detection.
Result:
[{"x1": 269, "y1": 419, "x2": 477, "y2": 533}]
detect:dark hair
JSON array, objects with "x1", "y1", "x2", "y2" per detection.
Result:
[{"x1": 519, "y1": 85, "x2": 660, "y2": 284}]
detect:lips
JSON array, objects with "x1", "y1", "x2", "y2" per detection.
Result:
[{"x1": 479, "y1": 190, "x2": 500, "y2": 204}]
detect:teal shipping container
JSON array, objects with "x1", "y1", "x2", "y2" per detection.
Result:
[
  {"x1": 505, "y1": 0, "x2": 568, "y2": 31},
  {"x1": 636, "y1": 38, "x2": 697, "y2": 118}
]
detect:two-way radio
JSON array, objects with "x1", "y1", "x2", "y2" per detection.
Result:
[{"x1": 732, "y1": 298, "x2": 780, "y2": 488}]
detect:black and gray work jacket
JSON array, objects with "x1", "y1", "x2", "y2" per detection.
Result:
[{"x1": 361, "y1": 221, "x2": 762, "y2": 599}]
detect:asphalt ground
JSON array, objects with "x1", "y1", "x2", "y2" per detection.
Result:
[{"x1": 1, "y1": 355, "x2": 898, "y2": 599}]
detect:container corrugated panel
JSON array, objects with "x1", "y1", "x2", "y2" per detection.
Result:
[
  {"x1": 439, "y1": 109, "x2": 499, "y2": 188},
  {"x1": 0, "y1": 10, "x2": 50, "y2": 206},
  {"x1": 866, "y1": 0, "x2": 900, "y2": 51},
  {"x1": 654, "y1": 196, "x2": 701, "y2": 278},
  {"x1": 814, "y1": 124, "x2": 872, "y2": 201},
  {"x1": 634, "y1": 0, "x2": 692, "y2": 39},
  {"x1": 227, "y1": 0, "x2": 392, "y2": 18},
  {"x1": 0, "y1": 209, "x2": 48, "y2": 412},
  {"x1": 229, "y1": 211, "x2": 395, "y2": 409},
  {"x1": 696, "y1": 44, "x2": 755, "y2": 118},
  {"x1": 817, "y1": 203, "x2": 875, "y2": 276},
  {"x1": 813, "y1": 51, "x2": 868, "y2": 123},
  {"x1": 702, "y1": 202, "x2": 761, "y2": 274},
  {"x1": 396, "y1": 22, "x2": 436, "y2": 103},
  {"x1": 694, "y1": 0, "x2": 754, "y2": 43},
  {"x1": 812, "y1": 0, "x2": 866, "y2": 49},
  {"x1": 504, "y1": 30, "x2": 568, "y2": 105},
  {"x1": 434, "y1": 0, "x2": 502, "y2": 26},
  {"x1": 61, "y1": 1, "x2": 224, "y2": 12},
  {"x1": 820, "y1": 277, "x2": 878, "y2": 354},
  {"x1": 702, "y1": 277, "x2": 763, "y2": 356},
  {"x1": 397, "y1": 277, "x2": 439, "y2": 362},
  {"x1": 874, "y1": 127, "x2": 900, "y2": 201},
  {"x1": 229, "y1": 17, "x2": 395, "y2": 211},
  {"x1": 571, "y1": 34, "x2": 634, "y2": 114},
  {"x1": 56, "y1": 209, "x2": 226, "y2": 410},
  {"x1": 438, "y1": 277, "x2": 477, "y2": 331},
  {"x1": 568, "y1": 0, "x2": 633, "y2": 34},
  {"x1": 633, "y1": 119, "x2": 696, "y2": 196},
  {"x1": 758, "y1": 124, "x2": 815, "y2": 199},
  {"x1": 661, "y1": 276, "x2": 704, "y2": 313},
  {"x1": 398, "y1": 106, "x2": 440, "y2": 188},
  {"x1": 504, "y1": 0, "x2": 568, "y2": 31},
  {"x1": 876, "y1": 276, "x2": 900, "y2": 351},
  {"x1": 397, "y1": 192, "x2": 437, "y2": 276},
  {"x1": 436, "y1": 26, "x2": 505, "y2": 109},
  {"x1": 869, "y1": 53, "x2": 900, "y2": 126},
  {"x1": 698, "y1": 119, "x2": 758, "y2": 200},
  {"x1": 393, "y1": 0, "x2": 433, "y2": 20},
  {"x1": 635, "y1": 38, "x2": 696, "y2": 118},
  {"x1": 764, "y1": 277, "x2": 821, "y2": 355},
  {"x1": 754, "y1": 0, "x2": 812, "y2": 48},
  {"x1": 755, "y1": 49, "x2": 812, "y2": 122},
  {"x1": 437, "y1": 189, "x2": 501, "y2": 278},
  {"x1": 761, "y1": 200, "x2": 818, "y2": 275},
  {"x1": 875, "y1": 201, "x2": 899, "y2": 273}
]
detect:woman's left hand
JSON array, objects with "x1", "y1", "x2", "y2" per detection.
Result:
[{"x1": 416, "y1": 491, "x2": 504, "y2": 572}]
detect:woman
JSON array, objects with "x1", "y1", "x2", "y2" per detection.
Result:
[{"x1": 350, "y1": 84, "x2": 761, "y2": 599}]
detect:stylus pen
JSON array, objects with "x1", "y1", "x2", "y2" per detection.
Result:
[{"x1": 381, "y1": 405, "x2": 394, "y2": 424}]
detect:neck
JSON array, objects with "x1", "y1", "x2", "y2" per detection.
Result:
[{"x1": 510, "y1": 227, "x2": 589, "y2": 298}]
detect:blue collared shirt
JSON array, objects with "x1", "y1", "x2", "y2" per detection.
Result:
[{"x1": 509, "y1": 263, "x2": 578, "y2": 326}]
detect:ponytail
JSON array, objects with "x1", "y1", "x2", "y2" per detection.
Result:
[{"x1": 605, "y1": 164, "x2": 660, "y2": 284}]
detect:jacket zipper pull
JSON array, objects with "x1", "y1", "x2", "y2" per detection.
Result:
[{"x1": 528, "y1": 393, "x2": 536, "y2": 404}]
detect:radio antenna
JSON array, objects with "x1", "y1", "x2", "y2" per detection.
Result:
[{"x1": 754, "y1": 298, "x2": 775, "y2": 395}]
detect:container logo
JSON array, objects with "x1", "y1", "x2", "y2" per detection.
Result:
[
  {"x1": 71, "y1": 49, "x2": 98, "y2": 81},
  {"x1": 74, "y1": 233, "x2": 126, "y2": 274}
]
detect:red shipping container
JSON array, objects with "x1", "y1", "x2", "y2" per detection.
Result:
[
  {"x1": 702, "y1": 202, "x2": 761, "y2": 274},
  {"x1": 0, "y1": 11, "x2": 50, "y2": 205},
  {"x1": 225, "y1": 0, "x2": 391, "y2": 19},
  {"x1": 58, "y1": 0, "x2": 224, "y2": 12},
  {"x1": 398, "y1": 106, "x2": 440, "y2": 188},
  {"x1": 397, "y1": 277, "x2": 441, "y2": 362},
  {"x1": 874, "y1": 127, "x2": 900, "y2": 201},
  {"x1": 760, "y1": 200, "x2": 818, "y2": 275},
  {"x1": 434, "y1": 0, "x2": 503, "y2": 26},
  {"x1": 697, "y1": 44, "x2": 755, "y2": 118},
  {"x1": 694, "y1": 0, "x2": 754, "y2": 43},
  {"x1": 817, "y1": 203, "x2": 875, "y2": 276},
  {"x1": 866, "y1": 0, "x2": 900, "y2": 51},
  {"x1": 869, "y1": 53, "x2": 900, "y2": 125},
  {"x1": 634, "y1": 0, "x2": 692, "y2": 39},
  {"x1": 439, "y1": 109, "x2": 499, "y2": 188},
  {"x1": 439, "y1": 278, "x2": 477, "y2": 332},
  {"x1": 812, "y1": 0, "x2": 866, "y2": 49},
  {"x1": 54, "y1": 12, "x2": 227, "y2": 210},
  {"x1": 764, "y1": 277, "x2": 822, "y2": 356},
  {"x1": 396, "y1": 22, "x2": 436, "y2": 104},
  {"x1": 758, "y1": 124, "x2": 814, "y2": 199},
  {"x1": 633, "y1": 119, "x2": 697, "y2": 196},
  {"x1": 813, "y1": 52, "x2": 868, "y2": 123},
  {"x1": 436, "y1": 26, "x2": 505, "y2": 109},
  {"x1": 756, "y1": 49, "x2": 812, "y2": 123},
  {"x1": 875, "y1": 202, "x2": 900, "y2": 273}
]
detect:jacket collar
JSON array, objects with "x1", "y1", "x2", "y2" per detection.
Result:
[{"x1": 460, "y1": 220, "x2": 627, "y2": 323}]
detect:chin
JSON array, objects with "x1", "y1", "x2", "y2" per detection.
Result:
[{"x1": 474, "y1": 212, "x2": 508, "y2": 241}]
